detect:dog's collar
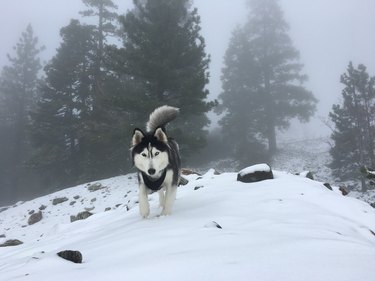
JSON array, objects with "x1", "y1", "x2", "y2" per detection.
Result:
[{"x1": 141, "y1": 169, "x2": 167, "y2": 191}]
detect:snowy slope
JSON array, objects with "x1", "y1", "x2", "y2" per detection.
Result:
[{"x1": 1, "y1": 169, "x2": 375, "y2": 281}]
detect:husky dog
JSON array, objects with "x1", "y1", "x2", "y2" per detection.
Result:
[{"x1": 131, "y1": 105, "x2": 181, "y2": 218}]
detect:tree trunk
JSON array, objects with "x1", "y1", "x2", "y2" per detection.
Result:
[{"x1": 267, "y1": 123, "x2": 277, "y2": 155}]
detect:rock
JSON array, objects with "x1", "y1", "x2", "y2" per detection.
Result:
[
  {"x1": 0, "y1": 239, "x2": 23, "y2": 247},
  {"x1": 70, "y1": 211, "x2": 93, "y2": 222},
  {"x1": 28, "y1": 211, "x2": 43, "y2": 225},
  {"x1": 370, "y1": 202, "x2": 375, "y2": 208},
  {"x1": 28, "y1": 210, "x2": 35, "y2": 215},
  {"x1": 339, "y1": 186, "x2": 349, "y2": 196},
  {"x1": 105, "y1": 207, "x2": 111, "y2": 211},
  {"x1": 90, "y1": 198, "x2": 97, "y2": 202},
  {"x1": 39, "y1": 205, "x2": 47, "y2": 210},
  {"x1": 52, "y1": 197, "x2": 69, "y2": 205},
  {"x1": 323, "y1": 183, "x2": 333, "y2": 190},
  {"x1": 0, "y1": 206, "x2": 9, "y2": 213},
  {"x1": 0, "y1": 234, "x2": 5, "y2": 238},
  {"x1": 70, "y1": 201, "x2": 76, "y2": 206},
  {"x1": 237, "y1": 163, "x2": 273, "y2": 183},
  {"x1": 85, "y1": 207, "x2": 95, "y2": 211},
  {"x1": 87, "y1": 183, "x2": 105, "y2": 192},
  {"x1": 181, "y1": 168, "x2": 201, "y2": 176},
  {"x1": 204, "y1": 221, "x2": 222, "y2": 229},
  {"x1": 57, "y1": 250, "x2": 82, "y2": 263},
  {"x1": 178, "y1": 176, "x2": 189, "y2": 186},
  {"x1": 296, "y1": 171, "x2": 314, "y2": 180},
  {"x1": 73, "y1": 195, "x2": 80, "y2": 200},
  {"x1": 194, "y1": 185, "x2": 204, "y2": 190}
]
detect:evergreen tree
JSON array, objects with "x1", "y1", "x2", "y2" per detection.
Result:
[
  {"x1": 0, "y1": 24, "x2": 44, "y2": 203},
  {"x1": 219, "y1": 0, "x2": 317, "y2": 161},
  {"x1": 117, "y1": 0, "x2": 212, "y2": 157},
  {"x1": 30, "y1": 20, "x2": 96, "y2": 189},
  {"x1": 329, "y1": 62, "x2": 375, "y2": 192}
]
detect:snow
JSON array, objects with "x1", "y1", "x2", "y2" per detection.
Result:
[
  {"x1": 1, "y1": 169, "x2": 375, "y2": 281},
  {"x1": 238, "y1": 163, "x2": 271, "y2": 176}
]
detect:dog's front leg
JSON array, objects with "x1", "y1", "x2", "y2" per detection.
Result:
[
  {"x1": 161, "y1": 185, "x2": 177, "y2": 216},
  {"x1": 139, "y1": 183, "x2": 150, "y2": 218}
]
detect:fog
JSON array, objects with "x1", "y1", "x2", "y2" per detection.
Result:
[
  {"x1": 1, "y1": 0, "x2": 375, "y2": 204},
  {"x1": 2, "y1": 0, "x2": 375, "y2": 138}
]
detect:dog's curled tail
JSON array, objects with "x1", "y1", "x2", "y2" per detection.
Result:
[{"x1": 146, "y1": 105, "x2": 179, "y2": 132}]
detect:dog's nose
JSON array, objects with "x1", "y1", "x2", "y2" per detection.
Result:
[{"x1": 148, "y1": 168, "x2": 156, "y2": 175}]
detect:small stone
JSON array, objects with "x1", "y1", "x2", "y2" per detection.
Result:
[
  {"x1": 73, "y1": 195, "x2": 80, "y2": 200},
  {"x1": 28, "y1": 210, "x2": 35, "y2": 215},
  {"x1": 0, "y1": 234, "x2": 6, "y2": 238},
  {"x1": 194, "y1": 185, "x2": 204, "y2": 190},
  {"x1": 91, "y1": 198, "x2": 97, "y2": 202},
  {"x1": 57, "y1": 250, "x2": 82, "y2": 263},
  {"x1": 39, "y1": 205, "x2": 47, "y2": 210},
  {"x1": 339, "y1": 186, "x2": 349, "y2": 196},
  {"x1": 323, "y1": 183, "x2": 332, "y2": 190},
  {"x1": 204, "y1": 221, "x2": 222, "y2": 229},
  {"x1": 70, "y1": 201, "x2": 76, "y2": 206},
  {"x1": 105, "y1": 207, "x2": 111, "y2": 211},
  {"x1": 296, "y1": 171, "x2": 314, "y2": 180}
]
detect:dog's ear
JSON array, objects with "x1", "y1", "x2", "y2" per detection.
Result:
[
  {"x1": 154, "y1": 127, "x2": 168, "y2": 143},
  {"x1": 132, "y1": 128, "x2": 144, "y2": 146}
]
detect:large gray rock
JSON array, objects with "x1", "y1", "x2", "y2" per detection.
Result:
[
  {"x1": 57, "y1": 250, "x2": 82, "y2": 263},
  {"x1": 28, "y1": 211, "x2": 43, "y2": 225},
  {"x1": 70, "y1": 211, "x2": 93, "y2": 222},
  {"x1": 237, "y1": 164, "x2": 273, "y2": 183},
  {"x1": 0, "y1": 239, "x2": 23, "y2": 247},
  {"x1": 52, "y1": 197, "x2": 69, "y2": 205}
]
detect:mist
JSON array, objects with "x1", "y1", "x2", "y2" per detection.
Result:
[{"x1": 1, "y1": 0, "x2": 375, "y2": 205}]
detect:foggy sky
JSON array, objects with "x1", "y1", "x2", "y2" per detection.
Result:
[{"x1": 1, "y1": 0, "x2": 375, "y2": 139}]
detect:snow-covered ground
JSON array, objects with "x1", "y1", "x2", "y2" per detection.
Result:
[{"x1": 1, "y1": 169, "x2": 375, "y2": 281}]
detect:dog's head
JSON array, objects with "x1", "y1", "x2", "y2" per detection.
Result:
[{"x1": 131, "y1": 127, "x2": 169, "y2": 178}]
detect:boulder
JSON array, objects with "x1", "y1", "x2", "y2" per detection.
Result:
[
  {"x1": 70, "y1": 211, "x2": 93, "y2": 222},
  {"x1": 52, "y1": 197, "x2": 69, "y2": 205},
  {"x1": 87, "y1": 183, "x2": 105, "y2": 192},
  {"x1": 28, "y1": 211, "x2": 43, "y2": 225},
  {"x1": 0, "y1": 239, "x2": 23, "y2": 247},
  {"x1": 57, "y1": 250, "x2": 82, "y2": 263},
  {"x1": 237, "y1": 164, "x2": 273, "y2": 183}
]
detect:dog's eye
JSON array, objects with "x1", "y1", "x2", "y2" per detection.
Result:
[
  {"x1": 142, "y1": 153, "x2": 147, "y2": 157},
  {"x1": 155, "y1": 152, "x2": 160, "y2": 156}
]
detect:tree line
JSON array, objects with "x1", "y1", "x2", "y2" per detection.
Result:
[{"x1": 1, "y1": 0, "x2": 370, "y2": 204}]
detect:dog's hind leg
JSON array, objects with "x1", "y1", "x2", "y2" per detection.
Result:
[
  {"x1": 161, "y1": 185, "x2": 177, "y2": 216},
  {"x1": 139, "y1": 183, "x2": 150, "y2": 218}
]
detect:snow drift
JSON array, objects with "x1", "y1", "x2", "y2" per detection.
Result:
[{"x1": 0, "y1": 169, "x2": 375, "y2": 281}]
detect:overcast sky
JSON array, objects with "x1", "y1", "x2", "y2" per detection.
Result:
[{"x1": 1, "y1": 0, "x2": 375, "y2": 139}]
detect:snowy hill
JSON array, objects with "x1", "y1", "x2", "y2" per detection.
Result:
[{"x1": 1, "y1": 169, "x2": 375, "y2": 281}]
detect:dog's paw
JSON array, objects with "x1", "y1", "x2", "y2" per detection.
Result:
[
  {"x1": 139, "y1": 205, "x2": 150, "y2": 218},
  {"x1": 160, "y1": 208, "x2": 172, "y2": 216}
]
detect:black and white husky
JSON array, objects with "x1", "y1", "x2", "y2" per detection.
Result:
[{"x1": 131, "y1": 105, "x2": 181, "y2": 218}]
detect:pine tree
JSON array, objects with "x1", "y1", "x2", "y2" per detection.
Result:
[
  {"x1": 329, "y1": 62, "x2": 375, "y2": 192},
  {"x1": 30, "y1": 20, "x2": 96, "y2": 189},
  {"x1": 219, "y1": 0, "x2": 317, "y2": 160},
  {"x1": 117, "y1": 0, "x2": 212, "y2": 157},
  {"x1": 0, "y1": 24, "x2": 44, "y2": 203}
]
